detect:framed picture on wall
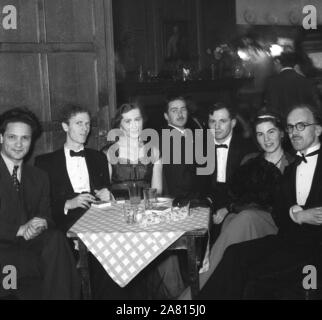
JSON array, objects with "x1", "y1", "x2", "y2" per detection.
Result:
[{"x1": 163, "y1": 20, "x2": 190, "y2": 62}]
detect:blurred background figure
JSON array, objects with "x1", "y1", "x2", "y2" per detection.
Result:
[{"x1": 263, "y1": 52, "x2": 321, "y2": 119}]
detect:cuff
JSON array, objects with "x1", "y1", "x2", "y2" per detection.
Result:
[
  {"x1": 64, "y1": 203, "x2": 69, "y2": 215},
  {"x1": 289, "y1": 205, "x2": 303, "y2": 224}
]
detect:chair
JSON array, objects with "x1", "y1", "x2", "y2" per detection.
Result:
[{"x1": 67, "y1": 232, "x2": 92, "y2": 300}]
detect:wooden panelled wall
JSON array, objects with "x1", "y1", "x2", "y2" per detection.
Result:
[{"x1": 0, "y1": 0, "x2": 116, "y2": 160}]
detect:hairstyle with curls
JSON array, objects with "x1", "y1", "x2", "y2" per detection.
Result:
[
  {"x1": 163, "y1": 94, "x2": 187, "y2": 114},
  {"x1": 207, "y1": 102, "x2": 236, "y2": 119},
  {"x1": 0, "y1": 107, "x2": 41, "y2": 139},
  {"x1": 112, "y1": 102, "x2": 146, "y2": 129},
  {"x1": 59, "y1": 104, "x2": 91, "y2": 124}
]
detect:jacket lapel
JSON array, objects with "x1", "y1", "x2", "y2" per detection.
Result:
[
  {"x1": 84, "y1": 149, "x2": 94, "y2": 192},
  {"x1": 226, "y1": 133, "x2": 238, "y2": 181},
  {"x1": 20, "y1": 164, "x2": 35, "y2": 221},
  {"x1": 58, "y1": 148, "x2": 74, "y2": 195},
  {"x1": 0, "y1": 157, "x2": 28, "y2": 224},
  {"x1": 304, "y1": 149, "x2": 322, "y2": 207},
  {"x1": 287, "y1": 160, "x2": 297, "y2": 206}
]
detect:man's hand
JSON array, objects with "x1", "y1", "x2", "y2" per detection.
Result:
[
  {"x1": 16, "y1": 217, "x2": 48, "y2": 240},
  {"x1": 65, "y1": 193, "x2": 96, "y2": 210},
  {"x1": 213, "y1": 207, "x2": 229, "y2": 224},
  {"x1": 30, "y1": 217, "x2": 48, "y2": 231},
  {"x1": 294, "y1": 207, "x2": 322, "y2": 226},
  {"x1": 94, "y1": 188, "x2": 111, "y2": 202}
]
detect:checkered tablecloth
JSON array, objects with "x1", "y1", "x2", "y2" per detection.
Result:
[{"x1": 70, "y1": 203, "x2": 209, "y2": 287}]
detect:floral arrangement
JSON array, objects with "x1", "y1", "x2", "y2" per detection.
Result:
[{"x1": 206, "y1": 43, "x2": 236, "y2": 61}]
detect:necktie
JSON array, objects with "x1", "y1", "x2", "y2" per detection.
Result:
[
  {"x1": 296, "y1": 149, "x2": 320, "y2": 165},
  {"x1": 70, "y1": 150, "x2": 85, "y2": 157},
  {"x1": 215, "y1": 144, "x2": 228, "y2": 149},
  {"x1": 12, "y1": 165, "x2": 20, "y2": 192}
]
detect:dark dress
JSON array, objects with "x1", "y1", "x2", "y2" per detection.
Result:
[
  {"x1": 109, "y1": 153, "x2": 153, "y2": 200},
  {"x1": 100, "y1": 142, "x2": 185, "y2": 299}
]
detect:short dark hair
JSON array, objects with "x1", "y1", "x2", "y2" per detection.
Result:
[
  {"x1": 208, "y1": 102, "x2": 236, "y2": 119},
  {"x1": 164, "y1": 95, "x2": 187, "y2": 114},
  {"x1": 112, "y1": 102, "x2": 146, "y2": 129},
  {"x1": 287, "y1": 104, "x2": 322, "y2": 125},
  {"x1": 0, "y1": 107, "x2": 41, "y2": 139},
  {"x1": 253, "y1": 108, "x2": 284, "y2": 132},
  {"x1": 275, "y1": 52, "x2": 297, "y2": 68},
  {"x1": 60, "y1": 104, "x2": 91, "y2": 124}
]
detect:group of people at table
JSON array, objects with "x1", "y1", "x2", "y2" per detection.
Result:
[{"x1": 0, "y1": 88, "x2": 322, "y2": 299}]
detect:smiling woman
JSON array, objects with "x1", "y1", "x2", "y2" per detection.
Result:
[
  {"x1": 103, "y1": 102, "x2": 162, "y2": 198},
  {"x1": 188, "y1": 109, "x2": 295, "y2": 298}
]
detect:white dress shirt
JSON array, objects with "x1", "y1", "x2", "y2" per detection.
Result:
[
  {"x1": 295, "y1": 143, "x2": 320, "y2": 206},
  {"x1": 214, "y1": 134, "x2": 232, "y2": 183},
  {"x1": 290, "y1": 143, "x2": 320, "y2": 223},
  {"x1": 64, "y1": 146, "x2": 90, "y2": 193},
  {"x1": 1, "y1": 152, "x2": 22, "y2": 181},
  {"x1": 168, "y1": 124, "x2": 185, "y2": 135}
]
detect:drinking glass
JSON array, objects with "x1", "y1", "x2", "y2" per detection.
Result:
[
  {"x1": 128, "y1": 182, "x2": 141, "y2": 204},
  {"x1": 143, "y1": 188, "x2": 157, "y2": 209},
  {"x1": 123, "y1": 202, "x2": 137, "y2": 224}
]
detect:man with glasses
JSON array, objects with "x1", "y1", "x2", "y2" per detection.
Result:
[{"x1": 199, "y1": 104, "x2": 322, "y2": 299}]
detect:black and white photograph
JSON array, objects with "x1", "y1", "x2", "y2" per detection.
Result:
[{"x1": 0, "y1": 0, "x2": 322, "y2": 305}]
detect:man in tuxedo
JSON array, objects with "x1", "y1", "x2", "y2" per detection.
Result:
[
  {"x1": 206, "y1": 102, "x2": 253, "y2": 222},
  {"x1": 0, "y1": 107, "x2": 80, "y2": 299},
  {"x1": 35, "y1": 104, "x2": 111, "y2": 231},
  {"x1": 161, "y1": 95, "x2": 204, "y2": 199},
  {"x1": 264, "y1": 52, "x2": 321, "y2": 119},
  {"x1": 199, "y1": 104, "x2": 322, "y2": 299}
]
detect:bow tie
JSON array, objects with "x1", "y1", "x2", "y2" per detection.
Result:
[
  {"x1": 296, "y1": 149, "x2": 319, "y2": 165},
  {"x1": 70, "y1": 150, "x2": 85, "y2": 157},
  {"x1": 215, "y1": 144, "x2": 228, "y2": 149}
]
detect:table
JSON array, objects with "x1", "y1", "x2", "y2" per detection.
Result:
[{"x1": 69, "y1": 203, "x2": 210, "y2": 299}]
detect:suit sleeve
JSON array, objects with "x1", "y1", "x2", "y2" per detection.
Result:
[
  {"x1": 94, "y1": 151, "x2": 111, "y2": 190},
  {"x1": 34, "y1": 155, "x2": 66, "y2": 228},
  {"x1": 0, "y1": 217, "x2": 20, "y2": 241},
  {"x1": 270, "y1": 168, "x2": 292, "y2": 230},
  {"x1": 100, "y1": 152, "x2": 111, "y2": 188}
]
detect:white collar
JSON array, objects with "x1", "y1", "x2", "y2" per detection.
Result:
[
  {"x1": 64, "y1": 145, "x2": 85, "y2": 158},
  {"x1": 214, "y1": 133, "x2": 233, "y2": 147},
  {"x1": 0, "y1": 152, "x2": 22, "y2": 174},
  {"x1": 64, "y1": 144, "x2": 84, "y2": 152},
  {"x1": 297, "y1": 142, "x2": 320, "y2": 157},
  {"x1": 168, "y1": 124, "x2": 185, "y2": 135}
]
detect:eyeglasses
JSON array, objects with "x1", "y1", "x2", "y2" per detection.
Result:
[{"x1": 286, "y1": 122, "x2": 318, "y2": 133}]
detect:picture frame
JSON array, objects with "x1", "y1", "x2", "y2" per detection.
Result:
[{"x1": 162, "y1": 20, "x2": 190, "y2": 62}]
